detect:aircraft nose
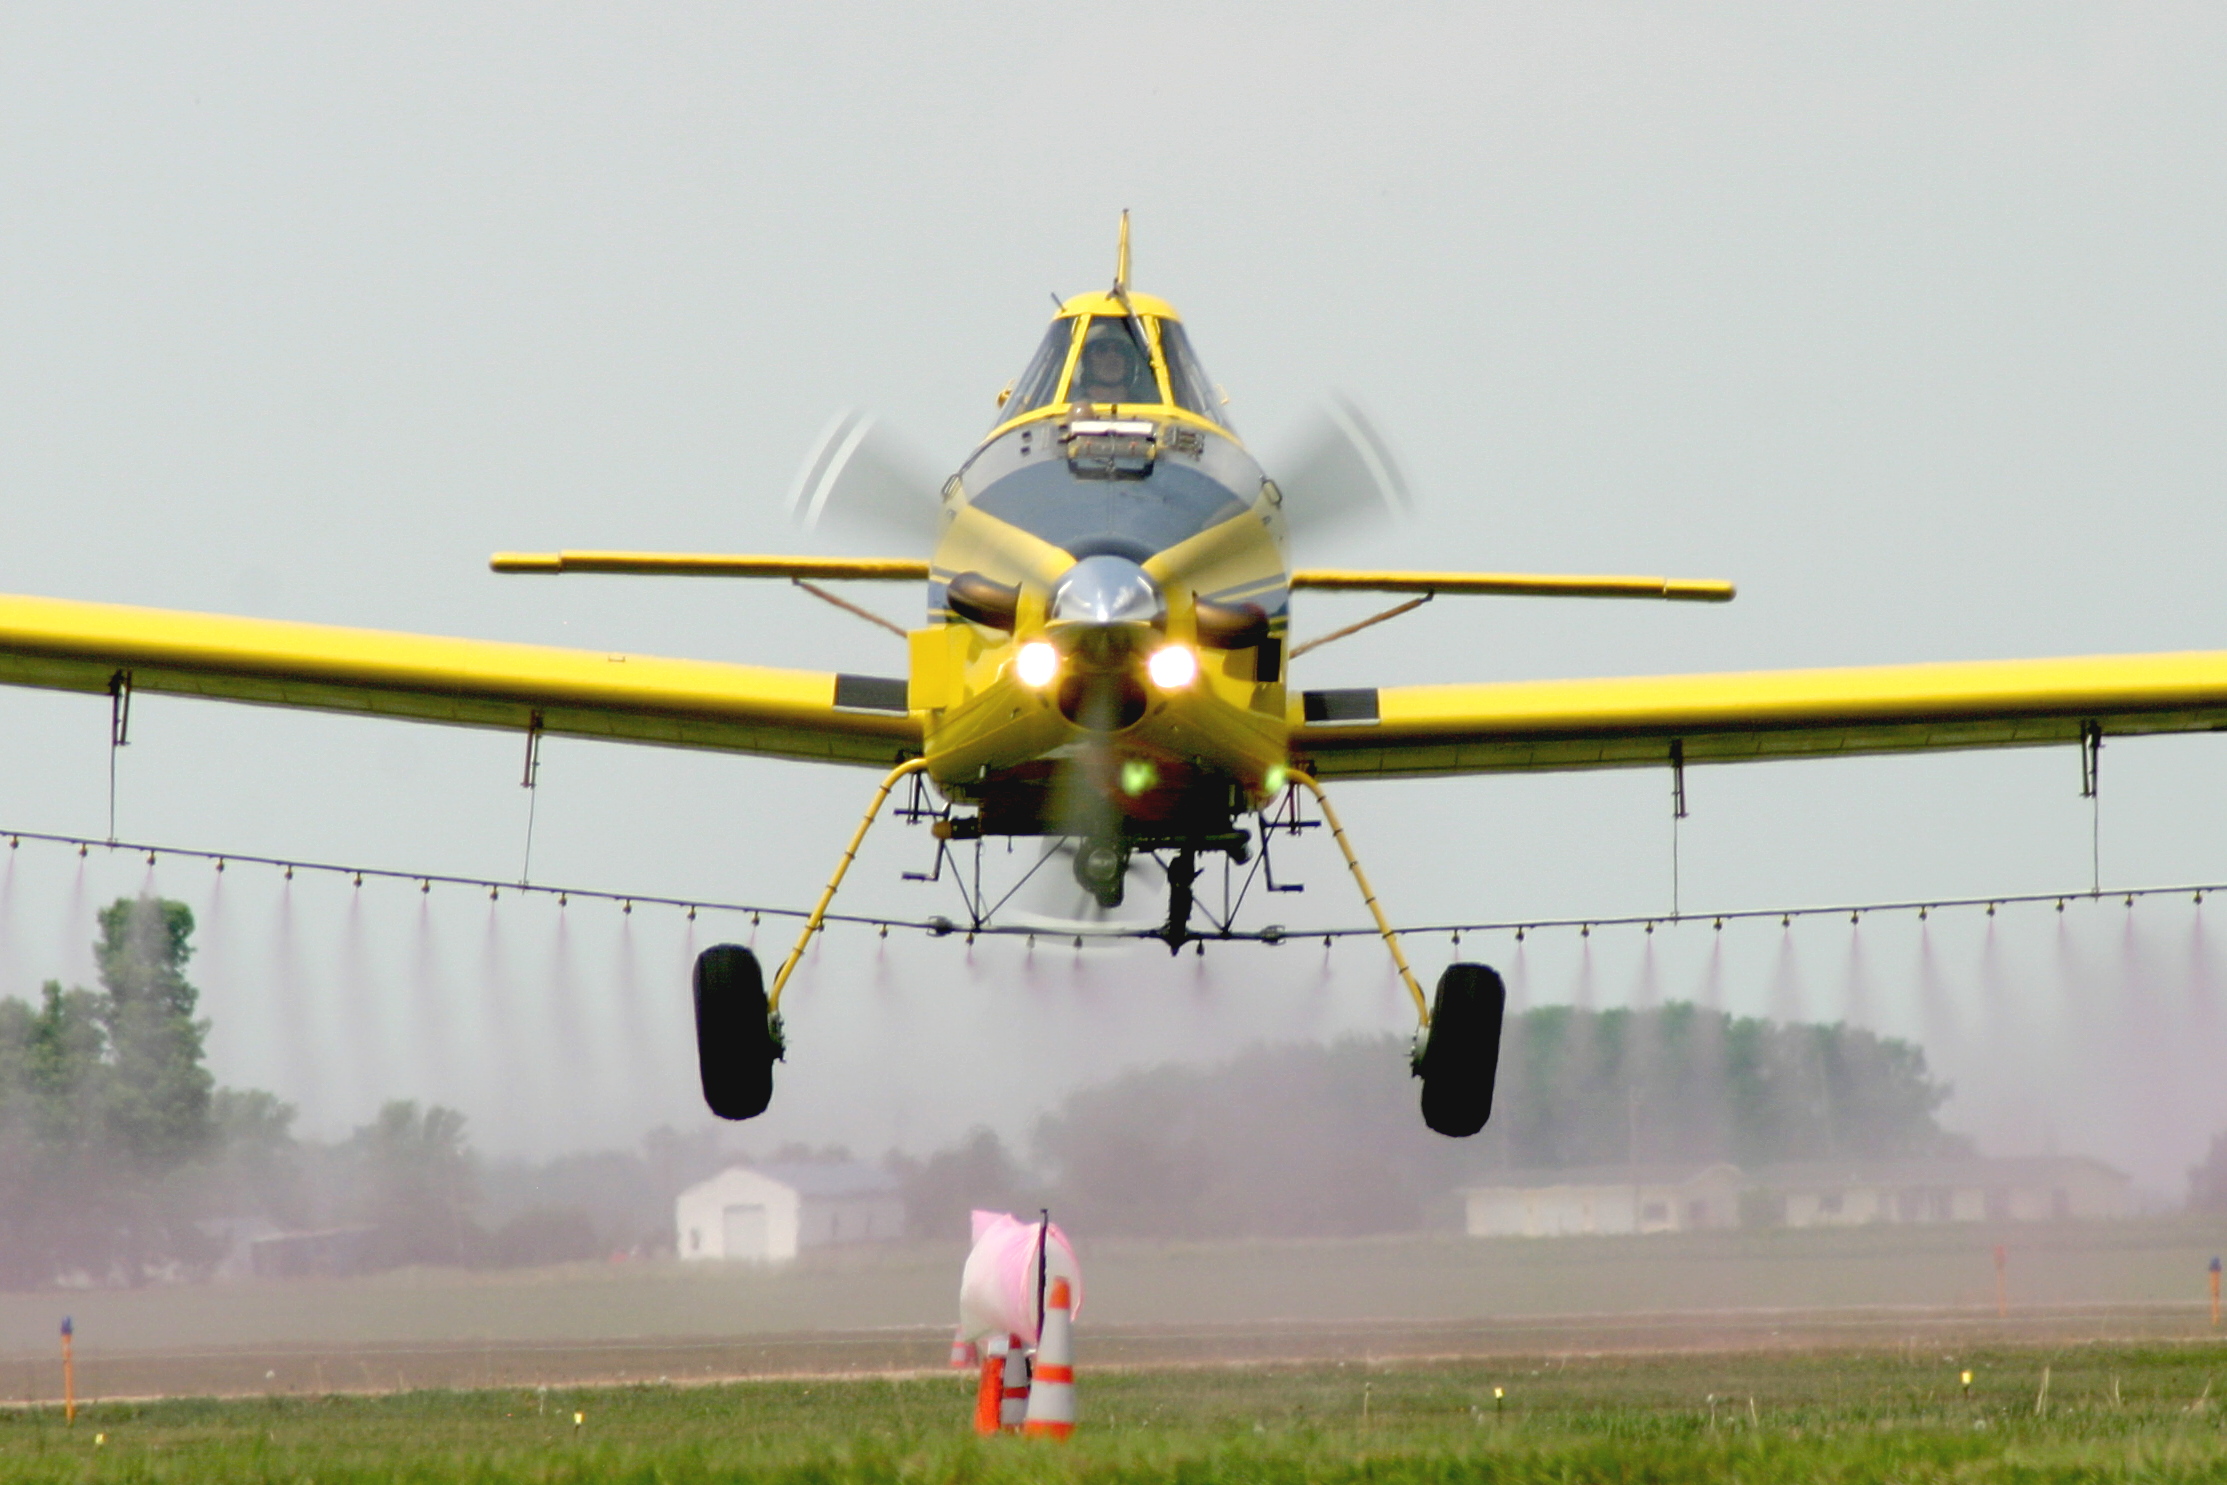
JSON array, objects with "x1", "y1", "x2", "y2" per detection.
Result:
[
  {"x1": 1044, "y1": 556, "x2": 1162, "y2": 732},
  {"x1": 1050, "y1": 556, "x2": 1163, "y2": 628}
]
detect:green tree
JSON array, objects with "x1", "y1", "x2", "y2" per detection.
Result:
[
  {"x1": 0, "y1": 983, "x2": 113, "y2": 1284},
  {"x1": 0, "y1": 896, "x2": 286, "y2": 1286},
  {"x1": 886, "y1": 1127, "x2": 1028, "y2": 1242},
  {"x1": 1487, "y1": 1004, "x2": 1954, "y2": 1170},
  {"x1": 92, "y1": 898, "x2": 218, "y2": 1278},
  {"x1": 93, "y1": 897, "x2": 215, "y2": 1177},
  {"x1": 200, "y1": 1088, "x2": 304, "y2": 1227},
  {"x1": 348, "y1": 1100, "x2": 480, "y2": 1268}
]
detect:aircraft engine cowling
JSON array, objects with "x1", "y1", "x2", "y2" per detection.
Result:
[{"x1": 947, "y1": 571, "x2": 1020, "y2": 630}]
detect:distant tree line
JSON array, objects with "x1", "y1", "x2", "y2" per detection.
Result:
[
  {"x1": 0, "y1": 897, "x2": 747, "y2": 1288},
  {"x1": 893, "y1": 1004, "x2": 1967, "y2": 1243},
  {"x1": 11, "y1": 902, "x2": 2115, "y2": 1277}
]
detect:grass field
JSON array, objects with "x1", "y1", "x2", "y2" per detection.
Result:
[{"x1": 0, "y1": 1342, "x2": 2224, "y2": 1482}]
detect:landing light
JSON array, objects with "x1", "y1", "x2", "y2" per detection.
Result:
[
  {"x1": 1015, "y1": 641, "x2": 1060, "y2": 689},
  {"x1": 1120, "y1": 758, "x2": 1158, "y2": 795},
  {"x1": 1146, "y1": 644, "x2": 1197, "y2": 690}
]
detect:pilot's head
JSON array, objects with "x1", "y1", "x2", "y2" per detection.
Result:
[{"x1": 1077, "y1": 332, "x2": 1146, "y2": 401}]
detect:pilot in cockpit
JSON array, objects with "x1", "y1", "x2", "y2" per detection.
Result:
[{"x1": 1071, "y1": 322, "x2": 1160, "y2": 405}]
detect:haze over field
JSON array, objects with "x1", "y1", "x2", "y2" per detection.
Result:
[{"x1": 3, "y1": 8, "x2": 2226, "y2": 1196}]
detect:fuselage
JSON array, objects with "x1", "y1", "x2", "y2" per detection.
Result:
[{"x1": 912, "y1": 291, "x2": 1292, "y2": 847}]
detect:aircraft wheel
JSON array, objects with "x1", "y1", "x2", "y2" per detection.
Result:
[
  {"x1": 1415, "y1": 962, "x2": 1506, "y2": 1137},
  {"x1": 694, "y1": 944, "x2": 782, "y2": 1120}
]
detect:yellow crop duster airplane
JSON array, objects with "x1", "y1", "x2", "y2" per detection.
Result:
[{"x1": 5, "y1": 217, "x2": 2227, "y2": 1135}]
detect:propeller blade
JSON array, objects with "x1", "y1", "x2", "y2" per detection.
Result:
[
  {"x1": 1268, "y1": 394, "x2": 1413, "y2": 544},
  {"x1": 786, "y1": 408, "x2": 944, "y2": 544}
]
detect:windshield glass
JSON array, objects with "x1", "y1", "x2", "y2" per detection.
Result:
[
  {"x1": 1066, "y1": 317, "x2": 1162, "y2": 406},
  {"x1": 999, "y1": 320, "x2": 1077, "y2": 424},
  {"x1": 1157, "y1": 320, "x2": 1225, "y2": 426}
]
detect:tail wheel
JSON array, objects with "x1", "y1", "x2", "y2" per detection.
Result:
[
  {"x1": 1415, "y1": 962, "x2": 1507, "y2": 1137},
  {"x1": 694, "y1": 944, "x2": 781, "y2": 1120}
]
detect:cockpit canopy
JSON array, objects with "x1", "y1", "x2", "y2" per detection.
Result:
[{"x1": 998, "y1": 293, "x2": 1228, "y2": 430}]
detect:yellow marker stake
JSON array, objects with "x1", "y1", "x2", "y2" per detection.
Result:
[
  {"x1": 59, "y1": 1317, "x2": 73, "y2": 1426},
  {"x1": 1287, "y1": 770, "x2": 1428, "y2": 1025},
  {"x1": 768, "y1": 758, "x2": 929, "y2": 1014}
]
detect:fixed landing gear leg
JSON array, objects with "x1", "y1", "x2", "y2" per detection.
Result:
[
  {"x1": 1286, "y1": 769, "x2": 1504, "y2": 1137},
  {"x1": 693, "y1": 755, "x2": 928, "y2": 1122},
  {"x1": 769, "y1": 756, "x2": 932, "y2": 1015},
  {"x1": 1285, "y1": 770, "x2": 1428, "y2": 1022}
]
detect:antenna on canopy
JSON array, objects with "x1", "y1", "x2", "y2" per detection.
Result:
[{"x1": 1107, "y1": 210, "x2": 1154, "y2": 383}]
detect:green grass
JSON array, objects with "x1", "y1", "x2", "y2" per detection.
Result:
[{"x1": 1, "y1": 1344, "x2": 2225, "y2": 1482}]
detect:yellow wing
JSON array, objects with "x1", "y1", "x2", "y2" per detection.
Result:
[
  {"x1": 1290, "y1": 569, "x2": 1735, "y2": 602},
  {"x1": 0, "y1": 592, "x2": 919, "y2": 767},
  {"x1": 490, "y1": 551, "x2": 930, "y2": 580},
  {"x1": 1292, "y1": 651, "x2": 2227, "y2": 779}
]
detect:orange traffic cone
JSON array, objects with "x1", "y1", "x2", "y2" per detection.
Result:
[
  {"x1": 1022, "y1": 1277, "x2": 1075, "y2": 1440},
  {"x1": 950, "y1": 1333, "x2": 979, "y2": 1369},
  {"x1": 972, "y1": 1337, "x2": 1004, "y2": 1436},
  {"x1": 999, "y1": 1332, "x2": 1032, "y2": 1432}
]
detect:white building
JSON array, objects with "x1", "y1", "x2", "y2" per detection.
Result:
[
  {"x1": 1749, "y1": 1157, "x2": 2130, "y2": 1227},
  {"x1": 1460, "y1": 1156, "x2": 2132, "y2": 1238},
  {"x1": 676, "y1": 1162, "x2": 906, "y2": 1263},
  {"x1": 1462, "y1": 1163, "x2": 1744, "y2": 1238}
]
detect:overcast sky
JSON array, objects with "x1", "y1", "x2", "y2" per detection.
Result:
[{"x1": 2, "y1": 5, "x2": 2224, "y2": 1191}]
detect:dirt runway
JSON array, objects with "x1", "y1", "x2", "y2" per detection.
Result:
[{"x1": 7, "y1": 1304, "x2": 2219, "y2": 1402}]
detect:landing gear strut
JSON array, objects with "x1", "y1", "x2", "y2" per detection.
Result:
[
  {"x1": 694, "y1": 756, "x2": 928, "y2": 1122},
  {"x1": 1282, "y1": 768, "x2": 1506, "y2": 1137}
]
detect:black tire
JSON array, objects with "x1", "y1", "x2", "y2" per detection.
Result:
[
  {"x1": 694, "y1": 944, "x2": 780, "y2": 1120},
  {"x1": 1415, "y1": 962, "x2": 1507, "y2": 1137}
]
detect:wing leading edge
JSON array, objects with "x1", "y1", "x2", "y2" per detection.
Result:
[
  {"x1": 1293, "y1": 650, "x2": 2227, "y2": 779},
  {"x1": 0, "y1": 592, "x2": 919, "y2": 767}
]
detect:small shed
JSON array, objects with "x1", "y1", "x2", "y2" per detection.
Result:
[
  {"x1": 1461, "y1": 1163, "x2": 1744, "y2": 1238},
  {"x1": 676, "y1": 1162, "x2": 905, "y2": 1263}
]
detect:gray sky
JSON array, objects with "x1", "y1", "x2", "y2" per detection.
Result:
[{"x1": 2, "y1": 5, "x2": 2225, "y2": 1191}]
